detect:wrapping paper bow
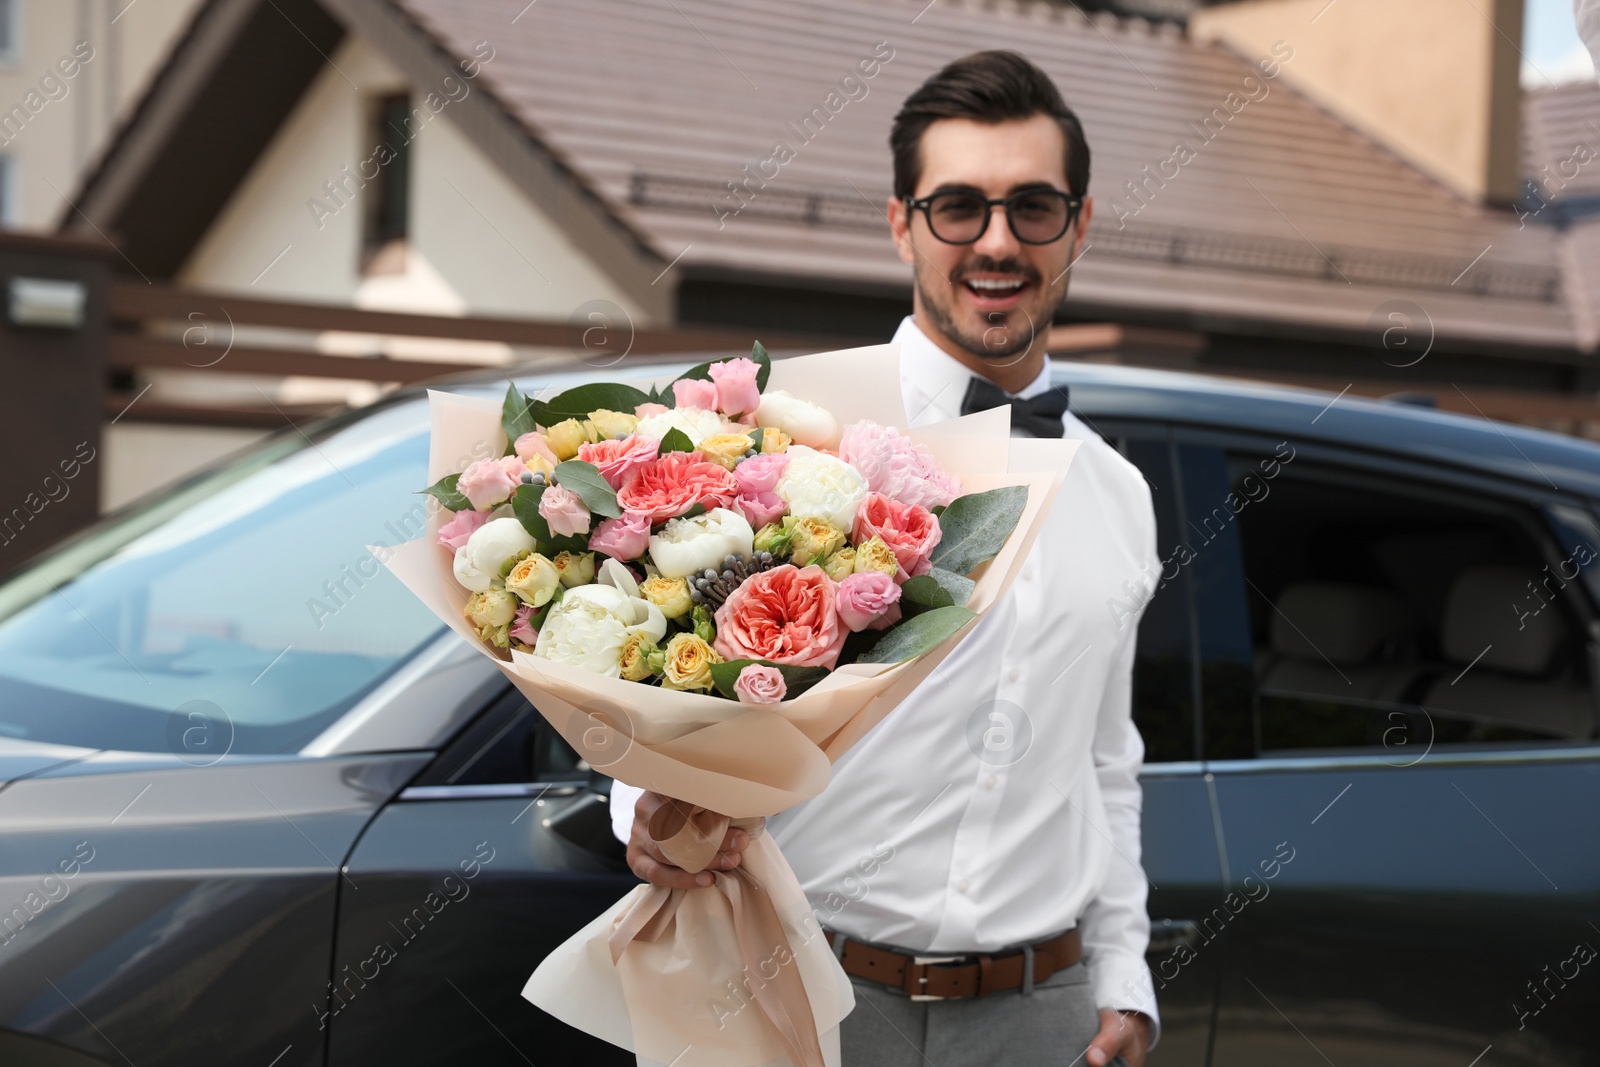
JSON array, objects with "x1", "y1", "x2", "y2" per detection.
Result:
[{"x1": 610, "y1": 805, "x2": 827, "y2": 1067}]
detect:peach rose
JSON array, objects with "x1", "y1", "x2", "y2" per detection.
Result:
[
  {"x1": 713, "y1": 564, "x2": 847, "y2": 669},
  {"x1": 577, "y1": 434, "x2": 660, "y2": 489},
  {"x1": 617, "y1": 450, "x2": 739, "y2": 524},
  {"x1": 852, "y1": 492, "x2": 941, "y2": 582}
]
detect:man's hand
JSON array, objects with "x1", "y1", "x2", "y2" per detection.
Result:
[
  {"x1": 625, "y1": 790, "x2": 749, "y2": 889},
  {"x1": 1086, "y1": 1008, "x2": 1150, "y2": 1067}
]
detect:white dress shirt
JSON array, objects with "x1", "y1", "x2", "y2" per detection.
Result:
[{"x1": 612, "y1": 316, "x2": 1161, "y2": 1036}]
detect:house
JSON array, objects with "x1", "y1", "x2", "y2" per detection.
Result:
[{"x1": 54, "y1": 0, "x2": 1600, "y2": 505}]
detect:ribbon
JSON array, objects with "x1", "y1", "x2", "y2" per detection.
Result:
[{"x1": 609, "y1": 803, "x2": 826, "y2": 1067}]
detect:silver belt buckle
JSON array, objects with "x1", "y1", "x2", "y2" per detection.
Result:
[{"x1": 908, "y1": 954, "x2": 966, "y2": 1001}]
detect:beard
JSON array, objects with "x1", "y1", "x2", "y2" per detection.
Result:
[{"x1": 913, "y1": 252, "x2": 1071, "y2": 365}]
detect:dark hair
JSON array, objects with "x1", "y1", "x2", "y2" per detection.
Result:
[{"x1": 890, "y1": 50, "x2": 1090, "y2": 200}]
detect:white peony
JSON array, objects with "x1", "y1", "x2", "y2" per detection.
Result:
[
  {"x1": 648, "y1": 507, "x2": 755, "y2": 579},
  {"x1": 635, "y1": 406, "x2": 728, "y2": 446},
  {"x1": 775, "y1": 446, "x2": 869, "y2": 531},
  {"x1": 754, "y1": 390, "x2": 840, "y2": 449},
  {"x1": 531, "y1": 579, "x2": 667, "y2": 677},
  {"x1": 453, "y1": 517, "x2": 534, "y2": 592}
]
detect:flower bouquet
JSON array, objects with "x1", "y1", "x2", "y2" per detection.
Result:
[{"x1": 377, "y1": 342, "x2": 1080, "y2": 1067}]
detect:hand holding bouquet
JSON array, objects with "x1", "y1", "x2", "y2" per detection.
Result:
[{"x1": 381, "y1": 342, "x2": 1079, "y2": 1067}]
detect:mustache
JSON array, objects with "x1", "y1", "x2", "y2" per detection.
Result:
[{"x1": 952, "y1": 257, "x2": 1040, "y2": 284}]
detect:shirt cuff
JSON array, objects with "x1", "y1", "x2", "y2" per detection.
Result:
[{"x1": 1090, "y1": 951, "x2": 1163, "y2": 1051}]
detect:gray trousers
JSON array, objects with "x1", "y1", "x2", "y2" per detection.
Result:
[{"x1": 839, "y1": 959, "x2": 1124, "y2": 1067}]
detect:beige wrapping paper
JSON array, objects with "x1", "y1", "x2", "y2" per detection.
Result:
[{"x1": 376, "y1": 345, "x2": 1080, "y2": 1067}]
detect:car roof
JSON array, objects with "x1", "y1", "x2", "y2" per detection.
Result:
[
  {"x1": 1050, "y1": 361, "x2": 1600, "y2": 501},
  {"x1": 434, "y1": 356, "x2": 1600, "y2": 502}
]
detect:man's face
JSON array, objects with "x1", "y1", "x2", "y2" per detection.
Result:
[{"x1": 889, "y1": 114, "x2": 1091, "y2": 366}]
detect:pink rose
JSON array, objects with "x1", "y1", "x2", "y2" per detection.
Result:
[
  {"x1": 577, "y1": 434, "x2": 660, "y2": 489},
  {"x1": 617, "y1": 450, "x2": 739, "y2": 524},
  {"x1": 436, "y1": 509, "x2": 488, "y2": 550},
  {"x1": 852, "y1": 493, "x2": 941, "y2": 582},
  {"x1": 538, "y1": 484, "x2": 592, "y2": 537},
  {"x1": 836, "y1": 571, "x2": 903, "y2": 632},
  {"x1": 714, "y1": 564, "x2": 847, "y2": 669},
  {"x1": 733, "y1": 663, "x2": 787, "y2": 704},
  {"x1": 510, "y1": 603, "x2": 539, "y2": 647},
  {"x1": 838, "y1": 421, "x2": 961, "y2": 511},
  {"x1": 514, "y1": 431, "x2": 558, "y2": 467},
  {"x1": 458, "y1": 457, "x2": 521, "y2": 510},
  {"x1": 734, "y1": 489, "x2": 787, "y2": 529},
  {"x1": 672, "y1": 378, "x2": 719, "y2": 411},
  {"x1": 733, "y1": 451, "x2": 789, "y2": 495},
  {"x1": 634, "y1": 402, "x2": 669, "y2": 418},
  {"x1": 589, "y1": 510, "x2": 651, "y2": 560},
  {"x1": 709, "y1": 357, "x2": 761, "y2": 417}
]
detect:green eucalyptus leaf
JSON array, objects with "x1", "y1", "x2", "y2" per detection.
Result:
[
  {"x1": 501, "y1": 382, "x2": 537, "y2": 451},
  {"x1": 901, "y1": 567, "x2": 976, "y2": 609},
  {"x1": 419, "y1": 473, "x2": 472, "y2": 513},
  {"x1": 856, "y1": 605, "x2": 977, "y2": 664},
  {"x1": 658, "y1": 427, "x2": 695, "y2": 454},
  {"x1": 929, "y1": 485, "x2": 1029, "y2": 576},
  {"x1": 748, "y1": 427, "x2": 765, "y2": 453},
  {"x1": 553, "y1": 459, "x2": 622, "y2": 519},
  {"x1": 511, "y1": 483, "x2": 551, "y2": 542},
  {"x1": 532, "y1": 382, "x2": 651, "y2": 427}
]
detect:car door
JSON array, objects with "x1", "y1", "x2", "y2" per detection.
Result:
[
  {"x1": 1176, "y1": 428, "x2": 1600, "y2": 1067},
  {"x1": 327, "y1": 684, "x2": 636, "y2": 1066},
  {"x1": 1106, "y1": 423, "x2": 1229, "y2": 1066}
]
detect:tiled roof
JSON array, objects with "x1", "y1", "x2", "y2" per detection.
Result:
[{"x1": 398, "y1": 0, "x2": 1584, "y2": 351}]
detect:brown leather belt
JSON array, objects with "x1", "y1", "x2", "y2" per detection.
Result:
[{"x1": 823, "y1": 927, "x2": 1081, "y2": 1000}]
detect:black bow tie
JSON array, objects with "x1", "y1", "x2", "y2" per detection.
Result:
[{"x1": 959, "y1": 377, "x2": 1068, "y2": 438}]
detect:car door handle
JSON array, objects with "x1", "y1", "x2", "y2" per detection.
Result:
[{"x1": 1146, "y1": 918, "x2": 1201, "y2": 954}]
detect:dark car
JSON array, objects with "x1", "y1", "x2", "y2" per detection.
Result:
[{"x1": 0, "y1": 362, "x2": 1594, "y2": 1067}]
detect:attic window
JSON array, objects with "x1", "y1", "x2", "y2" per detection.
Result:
[{"x1": 363, "y1": 93, "x2": 412, "y2": 273}]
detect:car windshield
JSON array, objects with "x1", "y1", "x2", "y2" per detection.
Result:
[{"x1": 0, "y1": 393, "x2": 447, "y2": 755}]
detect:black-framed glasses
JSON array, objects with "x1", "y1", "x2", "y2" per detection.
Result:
[{"x1": 903, "y1": 188, "x2": 1084, "y2": 245}]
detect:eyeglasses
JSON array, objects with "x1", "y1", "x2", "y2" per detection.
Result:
[{"x1": 903, "y1": 188, "x2": 1084, "y2": 245}]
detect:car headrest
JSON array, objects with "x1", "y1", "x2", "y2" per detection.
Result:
[
  {"x1": 1271, "y1": 582, "x2": 1411, "y2": 665},
  {"x1": 1440, "y1": 566, "x2": 1566, "y2": 675}
]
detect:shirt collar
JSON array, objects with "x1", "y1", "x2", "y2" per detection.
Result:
[{"x1": 894, "y1": 316, "x2": 1054, "y2": 429}]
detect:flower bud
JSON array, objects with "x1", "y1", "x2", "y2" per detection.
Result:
[
  {"x1": 692, "y1": 604, "x2": 717, "y2": 644},
  {"x1": 551, "y1": 550, "x2": 596, "y2": 588}
]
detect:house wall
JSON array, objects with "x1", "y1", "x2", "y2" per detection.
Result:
[
  {"x1": 1191, "y1": 0, "x2": 1525, "y2": 204},
  {"x1": 178, "y1": 36, "x2": 648, "y2": 325},
  {"x1": 0, "y1": 0, "x2": 205, "y2": 230}
]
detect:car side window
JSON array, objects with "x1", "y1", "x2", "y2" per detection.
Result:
[
  {"x1": 1225, "y1": 453, "x2": 1599, "y2": 755},
  {"x1": 1117, "y1": 431, "x2": 1200, "y2": 763}
]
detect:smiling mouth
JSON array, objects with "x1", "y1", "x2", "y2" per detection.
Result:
[{"x1": 959, "y1": 275, "x2": 1032, "y2": 302}]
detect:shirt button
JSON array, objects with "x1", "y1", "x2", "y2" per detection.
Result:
[
  {"x1": 985, "y1": 775, "x2": 997, "y2": 789},
  {"x1": 1007, "y1": 667, "x2": 1020, "y2": 682},
  {"x1": 957, "y1": 879, "x2": 969, "y2": 893}
]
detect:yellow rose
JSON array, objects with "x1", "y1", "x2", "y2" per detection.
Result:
[
  {"x1": 641, "y1": 574, "x2": 694, "y2": 620},
  {"x1": 661, "y1": 632, "x2": 722, "y2": 691},
  {"x1": 465, "y1": 588, "x2": 519, "y2": 628},
  {"x1": 619, "y1": 633, "x2": 661, "y2": 682},
  {"x1": 854, "y1": 535, "x2": 900, "y2": 578},
  {"x1": 820, "y1": 547, "x2": 856, "y2": 582},
  {"x1": 521, "y1": 453, "x2": 555, "y2": 479},
  {"x1": 506, "y1": 552, "x2": 561, "y2": 607},
  {"x1": 551, "y1": 551, "x2": 596, "y2": 588},
  {"x1": 699, "y1": 432, "x2": 754, "y2": 471},
  {"x1": 588, "y1": 408, "x2": 638, "y2": 440},
  {"x1": 546, "y1": 418, "x2": 589, "y2": 461},
  {"x1": 789, "y1": 517, "x2": 845, "y2": 567},
  {"x1": 759, "y1": 427, "x2": 791, "y2": 454}
]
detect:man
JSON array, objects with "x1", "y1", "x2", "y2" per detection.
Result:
[{"x1": 613, "y1": 50, "x2": 1159, "y2": 1066}]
